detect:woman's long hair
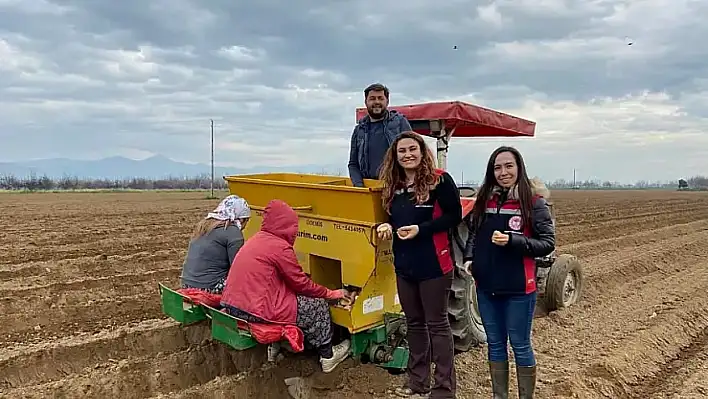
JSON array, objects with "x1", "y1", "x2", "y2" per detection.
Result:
[
  {"x1": 471, "y1": 146, "x2": 534, "y2": 230},
  {"x1": 191, "y1": 219, "x2": 230, "y2": 240},
  {"x1": 379, "y1": 131, "x2": 439, "y2": 212}
]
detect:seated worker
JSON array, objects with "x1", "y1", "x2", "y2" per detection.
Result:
[
  {"x1": 180, "y1": 195, "x2": 251, "y2": 294},
  {"x1": 348, "y1": 83, "x2": 412, "y2": 187},
  {"x1": 220, "y1": 199, "x2": 352, "y2": 373}
]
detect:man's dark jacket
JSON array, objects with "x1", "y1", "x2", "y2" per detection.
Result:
[{"x1": 348, "y1": 110, "x2": 412, "y2": 187}]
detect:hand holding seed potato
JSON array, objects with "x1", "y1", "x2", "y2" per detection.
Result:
[
  {"x1": 492, "y1": 230, "x2": 509, "y2": 246},
  {"x1": 397, "y1": 225, "x2": 419, "y2": 240},
  {"x1": 338, "y1": 290, "x2": 358, "y2": 310},
  {"x1": 376, "y1": 223, "x2": 393, "y2": 240},
  {"x1": 462, "y1": 260, "x2": 473, "y2": 275}
]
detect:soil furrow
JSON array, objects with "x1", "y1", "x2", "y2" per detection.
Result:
[
  {"x1": 1, "y1": 226, "x2": 193, "y2": 253},
  {"x1": 148, "y1": 360, "x2": 390, "y2": 399},
  {"x1": 0, "y1": 267, "x2": 181, "y2": 294},
  {"x1": 559, "y1": 218, "x2": 708, "y2": 259},
  {"x1": 0, "y1": 236, "x2": 187, "y2": 266},
  {"x1": 538, "y1": 253, "x2": 708, "y2": 397},
  {"x1": 2, "y1": 190, "x2": 707, "y2": 399},
  {"x1": 0, "y1": 293, "x2": 164, "y2": 345},
  {"x1": 0, "y1": 319, "x2": 210, "y2": 390},
  {"x1": 0, "y1": 342, "x2": 268, "y2": 399},
  {"x1": 0, "y1": 249, "x2": 182, "y2": 282},
  {"x1": 556, "y1": 204, "x2": 708, "y2": 227},
  {"x1": 640, "y1": 327, "x2": 708, "y2": 399},
  {"x1": 559, "y1": 208, "x2": 708, "y2": 245},
  {"x1": 564, "y1": 230, "x2": 708, "y2": 302},
  {"x1": 0, "y1": 276, "x2": 165, "y2": 316}
]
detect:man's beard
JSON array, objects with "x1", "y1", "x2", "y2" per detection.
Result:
[{"x1": 367, "y1": 106, "x2": 387, "y2": 120}]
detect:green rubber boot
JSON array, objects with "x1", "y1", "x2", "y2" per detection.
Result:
[
  {"x1": 516, "y1": 365, "x2": 537, "y2": 399},
  {"x1": 488, "y1": 361, "x2": 509, "y2": 399}
]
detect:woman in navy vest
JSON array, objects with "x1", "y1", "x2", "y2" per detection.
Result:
[
  {"x1": 377, "y1": 131, "x2": 462, "y2": 399},
  {"x1": 463, "y1": 146, "x2": 555, "y2": 399}
]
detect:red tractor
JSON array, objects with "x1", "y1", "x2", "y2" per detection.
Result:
[{"x1": 356, "y1": 101, "x2": 584, "y2": 350}]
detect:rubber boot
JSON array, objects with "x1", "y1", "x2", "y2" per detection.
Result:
[
  {"x1": 516, "y1": 365, "x2": 536, "y2": 399},
  {"x1": 488, "y1": 361, "x2": 509, "y2": 399}
]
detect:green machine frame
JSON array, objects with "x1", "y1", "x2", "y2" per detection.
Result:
[{"x1": 158, "y1": 283, "x2": 409, "y2": 371}]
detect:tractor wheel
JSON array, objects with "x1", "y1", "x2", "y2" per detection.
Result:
[
  {"x1": 458, "y1": 186, "x2": 476, "y2": 198},
  {"x1": 544, "y1": 254, "x2": 583, "y2": 311},
  {"x1": 449, "y1": 220, "x2": 486, "y2": 351}
]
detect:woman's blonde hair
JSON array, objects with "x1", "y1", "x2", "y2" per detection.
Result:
[
  {"x1": 191, "y1": 219, "x2": 230, "y2": 240},
  {"x1": 379, "y1": 131, "x2": 440, "y2": 212}
]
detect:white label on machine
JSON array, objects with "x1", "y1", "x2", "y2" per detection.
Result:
[
  {"x1": 394, "y1": 294, "x2": 400, "y2": 305},
  {"x1": 362, "y1": 295, "x2": 384, "y2": 314}
]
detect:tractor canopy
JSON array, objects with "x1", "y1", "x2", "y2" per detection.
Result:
[
  {"x1": 355, "y1": 101, "x2": 535, "y2": 138},
  {"x1": 357, "y1": 101, "x2": 536, "y2": 172}
]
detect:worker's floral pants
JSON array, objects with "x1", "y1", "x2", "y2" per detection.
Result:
[{"x1": 224, "y1": 296, "x2": 334, "y2": 357}]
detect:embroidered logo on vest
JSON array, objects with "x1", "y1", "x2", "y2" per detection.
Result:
[{"x1": 508, "y1": 215, "x2": 522, "y2": 231}]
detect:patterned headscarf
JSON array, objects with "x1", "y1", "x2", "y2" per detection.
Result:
[{"x1": 206, "y1": 195, "x2": 251, "y2": 229}]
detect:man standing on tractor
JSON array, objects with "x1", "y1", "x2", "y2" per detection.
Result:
[{"x1": 348, "y1": 83, "x2": 412, "y2": 187}]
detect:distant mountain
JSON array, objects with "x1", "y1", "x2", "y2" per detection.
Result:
[{"x1": 0, "y1": 155, "x2": 345, "y2": 180}]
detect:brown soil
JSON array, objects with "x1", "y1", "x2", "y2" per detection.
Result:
[{"x1": 1, "y1": 190, "x2": 707, "y2": 398}]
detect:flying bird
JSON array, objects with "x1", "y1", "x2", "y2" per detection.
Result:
[{"x1": 625, "y1": 36, "x2": 633, "y2": 46}]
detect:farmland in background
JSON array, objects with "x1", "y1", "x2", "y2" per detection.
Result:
[
  {"x1": 2, "y1": 190, "x2": 708, "y2": 398},
  {"x1": 1, "y1": 173, "x2": 707, "y2": 192}
]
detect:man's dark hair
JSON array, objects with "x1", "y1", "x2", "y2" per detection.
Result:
[{"x1": 364, "y1": 83, "x2": 389, "y2": 99}]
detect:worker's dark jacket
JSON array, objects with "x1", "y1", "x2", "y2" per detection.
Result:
[
  {"x1": 181, "y1": 225, "x2": 244, "y2": 290},
  {"x1": 387, "y1": 170, "x2": 462, "y2": 281},
  {"x1": 463, "y1": 181, "x2": 555, "y2": 295},
  {"x1": 348, "y1": 110, "x2": 412, "y2": 187}
]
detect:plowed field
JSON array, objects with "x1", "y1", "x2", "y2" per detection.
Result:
[{"x1": 1, "y1": 190, "x2": 708, "y2": 399}]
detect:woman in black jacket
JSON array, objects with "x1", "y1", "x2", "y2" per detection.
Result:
[
  {"x1": 376, "y1": 131, "x2": 462, "y2": 399},
  {"x1": 463, "y1": 146, "x2": 555, "y2": 399}
]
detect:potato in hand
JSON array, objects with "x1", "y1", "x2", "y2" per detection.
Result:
[{"x1": 491, "y1": 230, "x2": 509, "y2": 246}]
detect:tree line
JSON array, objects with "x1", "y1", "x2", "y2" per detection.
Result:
[
  {"x1": 0, "y1": 173, "x2": 706, "y2": 192},
  {"x1": 543, "y1": 176, "x2": 708, "y2": 190},
  {"x1": 0, "y1": 173, "x2": 227, "y2": 191}
]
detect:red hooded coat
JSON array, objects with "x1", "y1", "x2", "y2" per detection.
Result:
[{"x1": 220, "y1": 199, "x2": 339, "y2": 324}]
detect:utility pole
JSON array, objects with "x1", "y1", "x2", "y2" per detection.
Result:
[
  {"x1": 210, "y1": 119, "x2": 214, "y2": 198},
  {"x1": 573, "y1": 168, "x2": 576, "y2": 188}
]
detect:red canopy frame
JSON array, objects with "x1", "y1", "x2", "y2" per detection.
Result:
[{"x1": 355, "y1": 101, "x2": 536, "y2": 169}]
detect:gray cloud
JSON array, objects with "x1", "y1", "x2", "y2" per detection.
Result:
[{"x1": 0, "y1": 0, "x2": 706, "y2": 182}]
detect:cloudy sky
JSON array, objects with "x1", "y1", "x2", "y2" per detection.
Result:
[{"x1": 1, "y1": 0, "x2": 707, "y2": 183}]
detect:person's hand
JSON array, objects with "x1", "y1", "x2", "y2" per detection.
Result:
[
  {"x1": 340, "y1": 290, "x2": 358, "y2": 307},
  {"x1": 332, "y1": 289, "x2": 357, "y2": 309},
  {"x1": 397, "y1": 225, "x2": 419, "y2": 240},
  {"x1": 491, "y1": 230, "x2": 509, "y2": 246},
  {"x1": 462, "y1": 260, "x2": 473, "y2": 275},
  {"x1": 329, "y1": 289, "x2": 349, "y2": 300},
  {"x1": 376, "y1": 223, "x2": 393, "y2": 240}
]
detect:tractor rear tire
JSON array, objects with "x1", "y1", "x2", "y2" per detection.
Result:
[
  {"x1": 449, "y1": 219, "x2": 486, "y2": 352},
  {"x1": 458, "y1": 186, "x2": 476, "y2": 198},
  {"x1": 544, "y1": 254, "x2": 583, "y2": 311}
]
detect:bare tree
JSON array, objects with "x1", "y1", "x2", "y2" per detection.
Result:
[{"x1": 0, "y1": 173, "x2": 228, "y2": 191}]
